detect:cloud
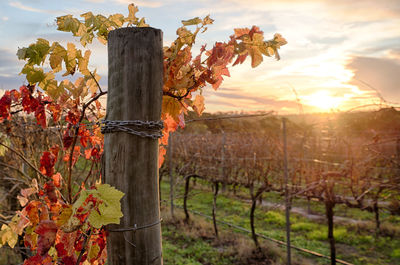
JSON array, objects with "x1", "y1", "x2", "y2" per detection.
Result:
[
  {"x1": 2, "y1": 17, "x2": 9, "y2": 21},
  {"x1": 203, "y1": 86, "x2": 303, "y2": 113},
  {"x1": 387, "y1": 49, "x2": 400, "y2": 61},
  {"x1": 217, "y1": 0, "x2": 400, "y2": 21},
  {"x1": 347, "y1": 56, "x2": 400, "y2": 103},
  {"x1": 9, "y1": 1, "x2": 61, "y2": 14},
  {"x1": 114, "y1": 0, "x2": 164, "y2": 8},
  {"x1": 9, "y1": 1, "x2": 45, "y2": 13}
]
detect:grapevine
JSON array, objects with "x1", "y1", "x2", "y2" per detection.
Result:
[{"x1": 0, "y1": 3, "x2": 286, "y2": 264}]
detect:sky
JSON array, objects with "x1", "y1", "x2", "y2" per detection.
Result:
[{"x1": 0, "y1": 0, "x2": 399, "y2": 114}]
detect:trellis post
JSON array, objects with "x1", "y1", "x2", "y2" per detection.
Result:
[
  {"x1": 104, "y1": 27, "x2": 163, "y2": 265},
  {"x1": 282, "y1": 118, "x2": 292, "y2": 265}
]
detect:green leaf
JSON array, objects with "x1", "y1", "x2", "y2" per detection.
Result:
[
  {"x1": 19, "y1": 38, "x2": 50, "y2": 66},
  {"x1": 73, "y1": 184, "x2": 124, "y2": 229},
  {"x1": 81, "y1": 12, "x2": 95, "y2": 27},
  {"x1": 20, "y1": 65, "x2": 46, "y2": 84},
  {"x1": 181, "y1": 17, "x2": 202, "y2": 26},
  {"x1": 57, "y1": 15, "x2": 81, "y2": 35},
  {"x1": 16, "y1": 48, "x2": 27, "y2": 60},
  {"x1": 38, "y1": 72, "x2": 61, "y2": 100}
]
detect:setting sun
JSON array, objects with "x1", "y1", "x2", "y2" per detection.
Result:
[{"x1": 303, "y1": 90, "x2": 343, "y2": 111}]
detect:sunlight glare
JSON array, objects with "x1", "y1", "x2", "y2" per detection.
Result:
[{"x1": 303, "y1": 90, "x2": 343, "y2": 111}]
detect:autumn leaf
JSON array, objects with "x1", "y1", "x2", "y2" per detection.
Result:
[
  {"x1": 192, "y1": 94, "x2": 205, "y2": 115},
  {"x1": 18, "y1": 186, "x2": 37, "y2": 207},
  {"x1": 49, "y1": 42, "x2": 67, "y2": 73},
  {"x1": 182, "y1": 17, "x2": 202, "y2": 26},
  {"x1": 35, "y1": 220, "x2": 58, "y2": 256},
  {"x1": 78, "y1": 50, "x2": 91, "y2": 76},
  {"x1": 126, "y1": 3, "x2": 139, "y2": 26},
  {"x1": 162, "y1": 96, "x2": 182, "y2": 122},
  {"x1": 0, "y1": 223, "x2": 18, "y2": 248},
  {"x1": 72, "y1": 184, "x2": 124, "y2": 229},
  {"x1": 40, "y1": 151, "x2": 57, "y2": 177},
  {"x1": 88, "y1": 242, "x2": 100, "y2": 262},
  {"x1": 56, "y1": 205, "x2": 73, "y2": 227},
  {"x1": 20, "y1": 65, "x2": 46, "y2": 84},
  {"x1": 17, "y1": 38, "x2": 50, "y2": 66},
  {"x1": 52, "y1": 173, "x2": 62, "y2": 188},
  {"x1": 63, "y1": 43, "x2": 77, "y2": 76}
]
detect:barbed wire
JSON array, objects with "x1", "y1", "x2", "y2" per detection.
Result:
[{"x1": 100, "y1": 120, "x2": 164, "y2": 139}]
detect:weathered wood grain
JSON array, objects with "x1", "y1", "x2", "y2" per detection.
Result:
[{"x1": 105, "y1": 27, "x2": 163, "y2": 265}]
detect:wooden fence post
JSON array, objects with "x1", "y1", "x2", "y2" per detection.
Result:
[
  {"x1": 282, "y1": 118, "x2": 292, "y2": 265},
  {"x1": 104, "y1": 27, "x2": 163, "y2": 265},
  {"x1": 169, "y1": 133, "x2": 174, "y2": 218}
]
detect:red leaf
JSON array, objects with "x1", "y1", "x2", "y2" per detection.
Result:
[
  {"x1": 47, "y1": 103, "x2": 61, "y2": 121},
  {"x1": 78, "y1": 126, "x2": 91, "y2": 148},
  {"x1": 52, "y1": 173, "x2": 62, "y2": 187},
  {"x1": 0, "y1": 91, "x2": 11, "y2": 121},
  {"x1": 35, "y1": 103, "x2": 47, "y2": 128},
  {"x1": 62, "y1": 256, "x2": 76, "y2": 265},
  {"x1": 23, "y1": 253, "x2": 43, "y2": 265},
  {"x1": 44, "y1": 181, "x2": 57, "y2": 203},
  {"x1": 63, "y1": 130, "x2": 73, "y2": 149},
  {"x1": 66, "y1": 109, "x2": 80, "y2": 125},
  {"x1": 20, "y1": 85, "x2": 39, "y2": 113},
  {"x1": 25, "y1": 201, "x2": 41, "y2": 226},
  {"x1": 35, "y1": 220, "x2": 58, "y2": 256},
  {"x1": 232, "y1": 53, "x2": 248, "y2": 66},
  {"x1": 55, "y1": 242, "x2": 67, "y2": 257},
  {"x1": 40, "y1": 151, "x2": 56, "y2": 177}
]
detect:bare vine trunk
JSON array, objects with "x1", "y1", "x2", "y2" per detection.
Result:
[
  {"x1": 250, "y1": 197, "x2": 259, "y2": 248},
  {"x1": 325, "y1": 200, "x2": 336, "y2": 265},
  {"x1": 374, "y1": 201, "x2": 380, "y2": 237},
  {"x1": 212, "y1": 181, "x2": 219, "y2": 238},
  {"x1": 183, "y1": 175, "x2": 191, "y2": 222}
]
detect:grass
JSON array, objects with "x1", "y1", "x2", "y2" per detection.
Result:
[
  {"x1": 161, "y1": 177, "x2": 400, "y2": 265},
  {"x1": 161, "y1": 208, "x2": 314, "y2": 265}
]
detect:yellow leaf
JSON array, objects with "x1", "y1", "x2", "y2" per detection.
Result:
[
  {"x1": 68, "y1": 77, "x2": 86, "y2": 99},
  {"x1": 88, "y1": 243, "x2": 100, "y2": 262},
  {"x1": 78, "y1": 50, "x2": 91, "y2": 76},
  {"x1": 87, "y1": 71, "x2": 101, "y2": 94},
  {"x1": 0, "y1": 224, "x2": 18, "y2": 248},
  {"x1": 63, "y1": 43, "x2": 77, "y2": 76},
  {"x1": 109, "y1": 13, "x2": 124, "y2": 27},
  {"x1": 267, "y1": 47, "x2": 274, "y2": 56},
  {"x1": 49, "y1": 43, "x2": 67, "y2": 73},
  {"x1": 176, "y1": 27, "x2": 194, "y2": 46},
  {"x1": 126, "y1": 3, "x2": 139, "y2": 26},
  {"x1": 193, "y1": 95, "x2": 205, "y2": 115},
  {"x1": 137, "y1": 17, "x2": 149, "y2": 27},
  {"x1": 76, "y1": 23, "x2": 87, "y2": 37},
  {"x1": 97, "y1": 36, "x2": 107, "y2": 45},
  {"x1": 162, "y1": 96, "x2": 182, "y2": 122},
  {"x1": 203, "y1": 15, "x2": 214, "y2": 25},
  {"x1": 56, "y1": 205, "x2": 73, "y2": 227}
]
